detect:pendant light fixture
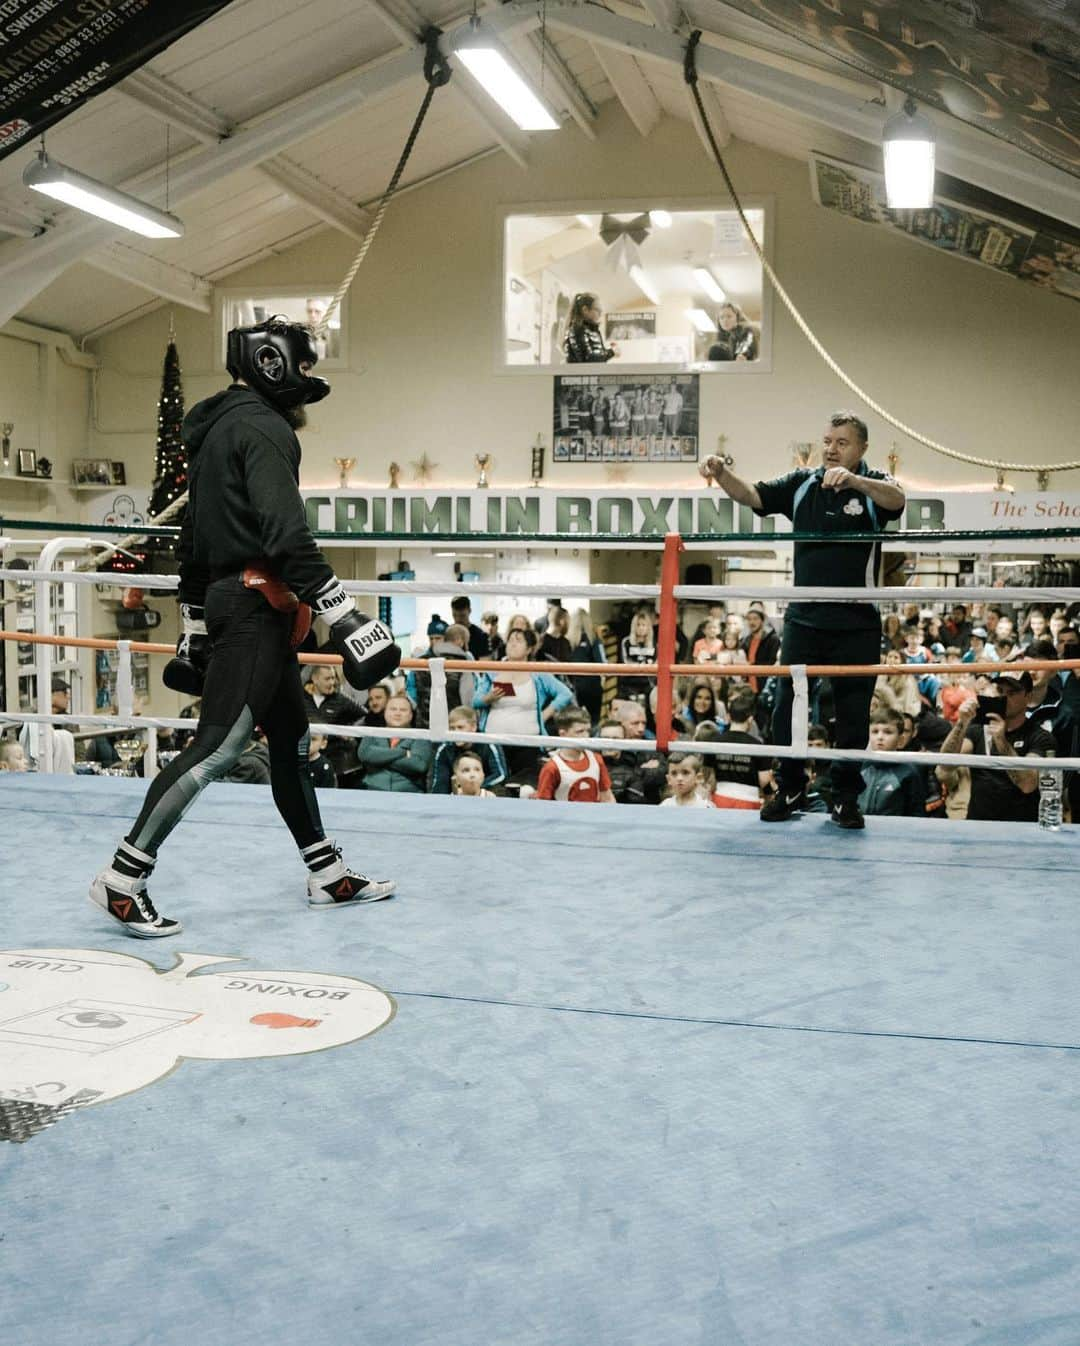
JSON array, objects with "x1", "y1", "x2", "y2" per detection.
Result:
[
  {"x1": 882, "y1": 97, "x2": 936, "y2": 210},
  {"x1": 452, "y1": 15, "x2": 559, "y2": 131},
  {"x1": 23, "y1": 149, "x2": 184, "y2": 239}
]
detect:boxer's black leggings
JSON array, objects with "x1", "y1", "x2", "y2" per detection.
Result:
[{"x1": 125, "y1": 577, "x2": 324, "y2": 858}]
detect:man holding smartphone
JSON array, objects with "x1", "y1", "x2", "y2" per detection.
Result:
[{"x1": 939, "y1": 670, "x2": 1055, "y2": 822}]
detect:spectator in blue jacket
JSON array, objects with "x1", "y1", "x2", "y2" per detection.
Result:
[
  {"x1": 858, "y1": 708, "x2": 925, "y2": 817},
  {"x1": 430, "y1": 705, "x2": 508, "y2": 795},
  {"x1": 358, "y1": 694, "x2": 433, "y2": 792}
]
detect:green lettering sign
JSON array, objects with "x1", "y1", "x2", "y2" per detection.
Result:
[
  {"x1": 334, "y1": 497, "x2": 368, "y2": 533},
  {"x1": 506, "y1": 498, "x2": 540, "y2": 533},
  {"x1": 596, "y1": 497, "x2": 633, "y2": 533},
  {"x1": 556, "y1": 498, "x2": 593, "y2": 532},
  {"x1": 409, "y1": 497, "x2": 452, "y2": 533}
]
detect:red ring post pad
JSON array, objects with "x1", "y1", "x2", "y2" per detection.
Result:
[{"x1": 654, "y1": 533, "x2": 684, "y2": 752}]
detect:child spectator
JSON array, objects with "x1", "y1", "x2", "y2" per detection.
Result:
[
  {"x1": 660, "y1": 752, "x2": 712, "y2": 808},
  {"x1": 534, "y1": 707, "x2": 614, "y2": 802},
  {"x1": 803, "y1": 723, "x2": 831, "y2": 814},
  {"x1": 708, "y1": 689, "x2": 773, "y2": 809},
  {"x1": 857, "y1": 709, "x2": 925, "y2": 817},
  {"x1": 597, "y1": 719, "x2": 647, "y2": 804},
  {"x1": 430, "y1": 705, "x2": 508, "y2": 794},
  {"x1": 0, "y1": 740, "x2": 29, "y2": 772},
  {"x1": 305, "y1": 732, "x2": 337, "y2": 789},
  {"x1": 482, "y1": 612, "x2": 506, "y2": 662},
  {"x1": 692, "y1": 617, "x2": 724, "y2": 665},
  {"x1": 451, "y1": 751, "x2": 496, "y2": 798},
  {"x1": 358, "y1": 694, "x2": 433, "y2": 792}
]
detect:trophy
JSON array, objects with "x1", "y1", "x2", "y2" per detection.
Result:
[
  {"x1": 114, "y1": 736, "x2": 147, "y2": 777},
  {"x1": 1, "y1": 422, "x2": 12, "y2": 470},
  {"x1": 530, "y1": 434, "x2": 545, "y2": 487},
  {"x1": 388, "y1": 461, "x2": 401, "y2": 489},
  {"x1": 474, "y1": 452, "x2": 492, "y2": 488},
  {"x1": 333, "y1": 456, "x2": 356, "y2": 488}
]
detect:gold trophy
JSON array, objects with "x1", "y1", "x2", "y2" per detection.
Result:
[
  {"x1": 334, "y1": 456, "x2": 356, "y2": 488},
  {"x1": 114, "y1": 736, "x2": 147, "y2": 777},
  {"x1": 388, "y1": 461, "x2": 401, "y2": 489},
  {"x1": 474, "y1": 452, "x2": 492, "y2": 488}
]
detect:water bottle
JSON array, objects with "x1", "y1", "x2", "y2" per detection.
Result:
[{"x1": 1038, "y1": 750, "x2": 1062, "y2": 831}]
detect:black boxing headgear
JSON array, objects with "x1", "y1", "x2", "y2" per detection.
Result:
[{"x1": 226, "y1": 315, "x2": 330, "y2": 410}]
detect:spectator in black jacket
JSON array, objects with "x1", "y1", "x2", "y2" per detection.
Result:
[
  {"x1": 302, "y1": 664, "x2": 363, "y2": 780},
  {"x1": 450, "y1": 595, "x2": 491, "y2": 660},
  {"x1": 563, "y1": 292, "x2": 617, "y2": 363},
  {"x1": 305, "y1": 732, "x2": 337, "y2": 789}
]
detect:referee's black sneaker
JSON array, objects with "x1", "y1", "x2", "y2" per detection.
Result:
[
  {"x1": 760, "y1": 789, "x2": 804, "y2": 822},
  {"x1": 830, "y1": 798, "x2": 866, "y2": 830}
]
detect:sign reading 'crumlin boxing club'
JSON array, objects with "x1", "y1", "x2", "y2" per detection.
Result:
[{"x1": 300, "y1": 488, "x2": 1080, "y2": 544}]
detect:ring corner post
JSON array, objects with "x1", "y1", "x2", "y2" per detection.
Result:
[{"x1": 655, "y1": 532, "x2": 684, "y2": 752}]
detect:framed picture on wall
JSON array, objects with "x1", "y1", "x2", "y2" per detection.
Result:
[
  {"x1": 110, "y1": 461, "x2": 126, "y2": 485},
  {"x1": 16, "y1": 449, "x2": 36, "y2": 477}
]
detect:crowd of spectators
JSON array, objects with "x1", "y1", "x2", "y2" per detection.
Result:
[{"x1": 3, "y1": 596, "x2": 1076, "y2": 823}]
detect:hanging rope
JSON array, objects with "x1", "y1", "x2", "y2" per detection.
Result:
[
  {"x1": 683, "y1": 31, "x2": 1080, "y2": 476},
  {"x1": 63, "y1": 28, "x2": 453, "y2": 583},
  {"x1": 317, "y1": 27, "x2": 451, "y2": 335}
]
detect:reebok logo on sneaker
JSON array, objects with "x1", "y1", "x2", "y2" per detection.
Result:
[
  {"x1": 109, "y1": 894, "x2": 134, "y2": 921},
  {"x1": 334, "y1": 879, "x2": 353, "y2": 898}
]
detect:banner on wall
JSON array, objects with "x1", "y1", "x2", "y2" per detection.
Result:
[
  {"x1": 810, "y1": 154, "x2": 1080, "y2": 303},
  {"x1": 81, "y1": 486, "x2": 1080, "y2": 551},
  {"x1": 0, "y1": 1, "x2": 234, "y2": 163}
]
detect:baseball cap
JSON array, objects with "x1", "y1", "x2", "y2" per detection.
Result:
[
  {"x1": 971, "y1": 626, "x2": 988, "y2": 640},
  {"x1": 747, "y1": 601, "x2": 766, "y2": 616},
  {"x1": 991, "y1": 670, "x2": 1033, "y2": 692}
]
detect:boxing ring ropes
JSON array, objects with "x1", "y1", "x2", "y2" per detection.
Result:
[{"x1": 3, "y1": 532, "x2": 1079, "y2": 786}]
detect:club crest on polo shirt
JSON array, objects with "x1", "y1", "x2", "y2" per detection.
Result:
[
  {"x1": 843, "y1": 498, "x2": 864, "y2": 516},
  {"x1": 0, "y1": 949, "x2": 394, "y2": 1144}
]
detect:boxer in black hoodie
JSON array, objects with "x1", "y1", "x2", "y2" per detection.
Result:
[{"x1": 91, "y1": 317, "x2": 399, "y2": 937}]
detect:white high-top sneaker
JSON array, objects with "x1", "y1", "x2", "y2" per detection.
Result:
[
  {"x1": 305, "y1": 844, "x2": 396, "y2": 910},
  {"x1": 89, "y1": 869, "x2": 182, "y2": 938}
]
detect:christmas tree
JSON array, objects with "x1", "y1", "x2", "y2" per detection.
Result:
[{"x1": 147, "y1": 338, "x2": 187, "y2": 568}]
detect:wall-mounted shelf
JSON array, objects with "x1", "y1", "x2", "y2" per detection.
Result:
[
  {"x1": 0, "y1": 474, "x2": 50, "y2": 487},
  {"x1": 71, "y1": 483, "x2": 120, "y2": 492}
]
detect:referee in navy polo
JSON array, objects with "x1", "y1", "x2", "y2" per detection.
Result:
[{"x1": 703, "y1": 412, "x2": 906, "y2": 829}]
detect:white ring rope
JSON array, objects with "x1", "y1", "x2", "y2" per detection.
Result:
[
  {"x1": 1, "y1": 709, "x2": 1076, "y2": 777},
  {"x1": 3, "y1": 568, "x2": 1080, "y2": 606}
]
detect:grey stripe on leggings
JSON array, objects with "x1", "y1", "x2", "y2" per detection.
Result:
[{"x1": 128, "y1": 708, "x2": 254, "y2": 856}]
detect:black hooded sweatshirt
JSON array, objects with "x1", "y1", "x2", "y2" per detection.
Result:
[{"x1": 177, "y1": 386, "x2": 335, "y2": 608}]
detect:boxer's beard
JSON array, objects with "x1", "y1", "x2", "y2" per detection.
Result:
[{"x1": 283, "y1": 405, "x2": 308, "y2": 432}]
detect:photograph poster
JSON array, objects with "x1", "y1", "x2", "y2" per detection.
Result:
[
  {"x1": 553, "y1": 373, "x2": 699, "y2": 464},
  {"x1": 809, "y1": 153, "x2": 1080, "y2": 303}
]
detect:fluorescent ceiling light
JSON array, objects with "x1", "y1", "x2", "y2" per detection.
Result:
[
  {"x1": 576, "y1": 214, "x2": 595, "y2": 228},
  {"x1": 23, "y1": 150, "x2": 183, "y2": 238},
  {"x1": 687, "y1": 308, "x2": 716, "y2": 334},
  {"x1": 629, "y1": 264, "x2": 659, "y2": 304},
  {"x1": 649, "y1": 210, "x2": 672, "y2": 228},
  {"x1": 882, "y1": 97, "x2": 935, "y2": 209},
  {"x1": 692, "y1": 267, "x2": 725, "y2": 303},
  {"x1": 454, "y1": 21, "x2": 559, "y2": 131}
]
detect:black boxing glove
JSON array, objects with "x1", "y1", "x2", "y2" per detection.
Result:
[
  {"x1": 163, "y1": 604, "x2": 210, "y2": 696},
  {"x1": 311, "y1": 578, "x2": 399, "y2": 690}
]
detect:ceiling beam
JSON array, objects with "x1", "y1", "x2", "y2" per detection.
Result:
[
  {"x1": 117, "y1": 66, "x2": 379, "y2": 241},
  {"x1": 0, "y1": 4, "x2": 540, "y2": 327},
  {"x1": 591, "y1": 45, "x2": 661, "y2": 138},
  {"x1": 363, "y1": 0, "x2": 530, "y2": 169},
  {"x1": 115, "y1": 69, "x2": 233, "y2": 143},
  {"x1": 257, "y1": 156, "x2": 373, "y2": 240},
  {"x1": 538, "y1": 2, "x2": 1080, "y2": 229},
  {"x1": 84, "y1": 242, "x2": 213, "y2": 311},
  {"x1": 638, "y1": 0, "x2": 683, "y2": 32}
]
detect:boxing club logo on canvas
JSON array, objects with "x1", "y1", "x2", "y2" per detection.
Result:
[{"x1": 0, "y1": 949, "x2": 394, "y2": 1144}]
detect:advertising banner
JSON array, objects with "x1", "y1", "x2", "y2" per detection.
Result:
[{"x1": 0, "y1": 1, "x2": 233, "y2": 163}]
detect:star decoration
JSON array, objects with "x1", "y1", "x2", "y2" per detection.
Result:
[{"x1": 410, "y1": 452, "x2": 438, "y2": 483}]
